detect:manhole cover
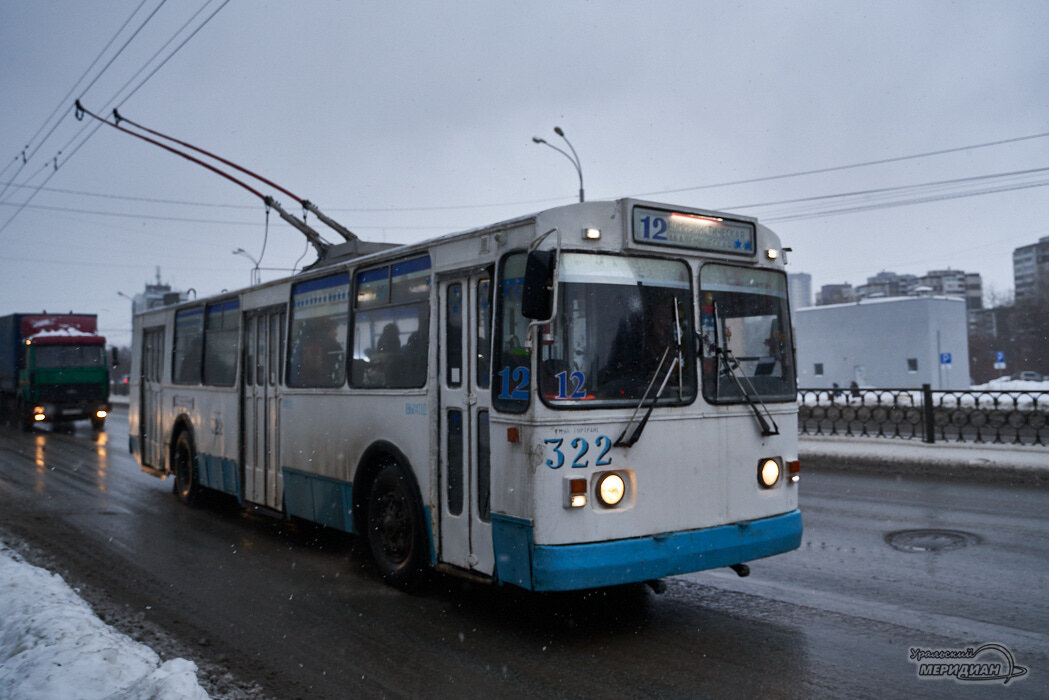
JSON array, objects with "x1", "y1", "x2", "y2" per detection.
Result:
[{"x1": 885, "y1": 529, "x2": 980, "y2": 553}]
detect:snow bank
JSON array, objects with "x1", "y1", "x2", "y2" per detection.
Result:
[
  {"x1": 0, "y1": 543, "x2": 209, "y2": 700},
  {"x1": 971, "y1": 378, "x2": 1049, "y2": 391}
]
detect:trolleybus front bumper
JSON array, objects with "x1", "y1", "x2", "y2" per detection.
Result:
[{"x1": 492, "y1": 509, "x2": 802, "y2": 592}]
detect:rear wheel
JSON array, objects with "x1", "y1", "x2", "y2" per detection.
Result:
[
  {"x1": 365, "y1": 461, "x2": 429, "y2": 591},
  {"x1": 172, "y1": 431, "x2": 200, "y2": 506}
]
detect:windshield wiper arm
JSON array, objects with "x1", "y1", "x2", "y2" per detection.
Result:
[
  {"x1": 717, "y1": 343, "x2": 779, "y2": 436},
  {"x1": 615, "y1": 345, "x2": 679, "y2": 447},
  {"x1": 616, "y1": 297, "x2": 686, "y2": 448}
]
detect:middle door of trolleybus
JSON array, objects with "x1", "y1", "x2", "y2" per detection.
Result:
[
  {"x1": 438, "y1": 271, "x2": 494, "y2": 575},
  {"x1": 242, "y1": 306, "x2": 285, "y2": 509}
]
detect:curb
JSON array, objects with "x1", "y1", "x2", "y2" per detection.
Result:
[{"x1": 799, "y1": 451, "x2": 1049, "y2": 487}]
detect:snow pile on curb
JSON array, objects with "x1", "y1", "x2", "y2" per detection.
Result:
[{"x1": 0, "y1": 543, "x2": 209, "y2": 700}]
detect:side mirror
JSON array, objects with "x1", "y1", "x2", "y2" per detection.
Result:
[
  {"x1": 521, "y1": 250, "x2": 556, "y2": 320},
  {"x1": 112, "y1": 347, "x2": 120, "y2": 369}
]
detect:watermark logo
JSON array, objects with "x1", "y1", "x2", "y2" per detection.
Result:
[{"x1": 909, "y1": 643, "x2": 1028, "y2": 685}]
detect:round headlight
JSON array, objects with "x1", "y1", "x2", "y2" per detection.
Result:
[
  {"x1": 759, "y1": 459, "x2": 781, "y2": 488},
  {"x1": 596, "y1": 473, "x2": 626, "y2": 506}
]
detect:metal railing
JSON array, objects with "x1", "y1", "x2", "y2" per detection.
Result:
[{"x1": 798, "y1": 385, "x2": 1049, "y2": 446}]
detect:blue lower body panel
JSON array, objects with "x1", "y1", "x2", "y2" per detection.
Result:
[
  {"x1": 492, "y1": 509, "x2": 802, "y2": 592},
  {"x1": 283, "y1": 468, "x2": 355, "y2": 532},
  {"x1": 197, "y1": 453, "x2": 240, "y2": 497}
]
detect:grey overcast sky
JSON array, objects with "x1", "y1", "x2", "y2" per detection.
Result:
[{"x1": 2, "y1": 0, "x2": 1048, "y2": 346}]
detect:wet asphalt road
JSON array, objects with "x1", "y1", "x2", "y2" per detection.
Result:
[{"x1": 0, "y1": 408, "x2": 1046, "y2": 699}]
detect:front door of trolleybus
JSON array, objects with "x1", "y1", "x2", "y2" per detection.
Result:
[{"x1": 439, "y1": 271, "x2": 494, "y2": 574}]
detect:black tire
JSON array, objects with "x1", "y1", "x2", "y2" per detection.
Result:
[
  {"x1": 365, "y1": 461, "x2": 429, "y2": 591},
  {"x1": 172, "y1": 431, "x2": 200, "y2": 506},
  {"x1": 91, "y1": 415, "x2": 105, "y2": 431}
]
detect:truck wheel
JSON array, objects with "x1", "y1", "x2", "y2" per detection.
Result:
[
  {"x1": 172, "y1": 431, "x2": 200, "y2": 506},
  {"x1": 91, "y1": 415, "x2": 105, "y2": 431},
  {"x1": 365, "y1": 461, "x2": 429, "y2": 591}
]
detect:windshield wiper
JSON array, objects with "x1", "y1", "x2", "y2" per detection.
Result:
[
  {"x1": 615, "y1": 298, "x2": 684, "y2": 448},
  {"x1": 711, "y1": 301, "x2": 779, "y2": 437}
]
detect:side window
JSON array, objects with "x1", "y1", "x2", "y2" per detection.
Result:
[
  {"x1": 143, "y1": 327, "x2": 164, "y2": 382},
  {"x1": 493, "y1": 253, "x2": 530, "y2": 413},
  {"x1": 478, "y1": 410, "x2": 491, "y2": 521},
  {"x1": 287, "y1": 274, "x2": 349, "y2": 387},
  {"x1": 351, "y1": 256, "x2": 430, "y2": 389},
  {"x1": 270, "y1": 311, "x2": 284, "y2": 386},
  {"x1": 172, "y1": 308, "x2": 204, "y2": 384},
  {"x1": 476, "y1": 276, "x2": 492, "y2": 389},
  {"x1": 203, "y1": 300, "x2": 239, "y2": 386},
  {"x1": 446, "y1": 283, "x2": 463, "y2": 387},
  {"x1": 244, "y1": 317, "x2": 256, "y2": 387}
]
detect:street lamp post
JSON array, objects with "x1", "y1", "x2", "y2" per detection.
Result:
[
  {"x1": 233, "y1": 248, "x2": 261, "y2": 286},
  {"x1": 532, "y1": 126, "x2": 584, "y2": 202}
]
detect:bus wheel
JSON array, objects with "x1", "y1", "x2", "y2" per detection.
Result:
[
  {"x1": 365, "y1": 462, "x2": 428, "y2": 591},
  {"x1": 91, "y1": 415, "x2": 105, "y2": 431},
  {"x1": 172, "y1": 431, "x2": 200, "y2": 506}
]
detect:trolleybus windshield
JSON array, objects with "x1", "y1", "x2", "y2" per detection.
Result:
[
  {"x1": 538, "y1": 252, "x2": 696, "y2": 407},
  {"x1": 699, "y1": 264, "x2": 795, "y2": 403}
]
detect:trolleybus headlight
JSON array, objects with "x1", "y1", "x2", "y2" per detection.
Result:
[
  {"x1": 758, "y1": 458, "x2": 781, "y2": 488},
  {"x1": 596, "y1": 472, "x2": 626, "y2": 507}
]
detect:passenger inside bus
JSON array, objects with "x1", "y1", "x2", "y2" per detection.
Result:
[{"x1": 297, "y1": 318, "x2": 344, "y2": 386}]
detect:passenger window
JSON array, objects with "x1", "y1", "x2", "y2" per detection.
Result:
[
  {"x1": 172, "y1": 308, "x2": 204, "y2": 385},
  {"x1": 203, "y1": 300, "x2": 239, "y2": 387},
  {"x1": 351, "y1": 256, "x2": 431, "y2": 389},
  {"x1": 287, "y1": 274, "x2": 349, "y2": 388}
]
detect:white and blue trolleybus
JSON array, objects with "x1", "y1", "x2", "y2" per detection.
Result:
[{"x1": 129, "y1": 199, "x2": 801, "y2": 591}]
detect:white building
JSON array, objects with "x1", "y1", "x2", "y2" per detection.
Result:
[
  {"x1": 795, "y1": 296, "x2": 971, "y2": 390},
  {"x1": 788, "y1": 272, "x2": 812, "y2": 311}
]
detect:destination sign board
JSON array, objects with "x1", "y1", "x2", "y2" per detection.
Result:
[{"x1": 631, "y1": 206, "x2": 755, "y2": 255}]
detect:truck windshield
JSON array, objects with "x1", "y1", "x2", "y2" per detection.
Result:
[
  {"x1": 33, "y1": 344, "x2": 106, "y2": 369},
  {"x1": 538, "y1": 253, "x2": 695, "y2": 407},
  {"x1": 699, "y1": 264, "x2": 795, "y2": 403}
]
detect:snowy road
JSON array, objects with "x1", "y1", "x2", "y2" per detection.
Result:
[{"x1": 1, "y1": 409, "x2": 1046, "y2": 698}]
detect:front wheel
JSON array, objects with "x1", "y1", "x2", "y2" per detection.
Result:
[
  {"x1": 365, "y1": 462, "x2": 429, "y2": 591},
  {"x1": 172, "y1": 431, "x2": 200, "y2": 506}
]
